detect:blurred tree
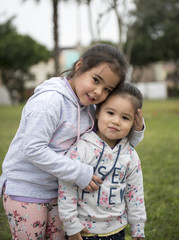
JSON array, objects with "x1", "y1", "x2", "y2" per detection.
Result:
[
  {"x1": 52, "y1": 0, "x2": 60, "y2": 75},
  {"x1": 0, "y1": 18, "x2": 51, "y2": 102},
  {"x1": 104, "y1": 0, "x2": 127, "y2": 51},
  {"x1": 96, "y1": 0, "x2": 135, "y2": 53},
  {"x1": 128, "y1": 0, "x2": 179, "y2": 66},
  {"x1": 77, "y1": 0, "x2": 95, "y2": 41},
  {"x1": 23, "y1": 0, "x2": 68, "y2": 76}
]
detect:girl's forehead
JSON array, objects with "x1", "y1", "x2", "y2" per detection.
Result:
[
  {"x1": 103, "y1": 94, "x2": 133, "y2": 108},
  {"x1": 92, "y1": 63, "x2": 116, "y2": 74},
  {"x1": 102, "y1": 95, "x2": 135, "y2": 115},
  {"x1": 91, "y1": 63, "x2": 111, "y2": 73},
  {"x1": 105, "y1": 94, "x2": 124, "y2": 103}
]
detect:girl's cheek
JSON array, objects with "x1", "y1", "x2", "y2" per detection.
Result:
[{"x1": 101, "y1": 93, "x2": 108, "y2": 101}]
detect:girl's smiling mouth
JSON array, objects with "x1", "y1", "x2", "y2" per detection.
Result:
[{"x1": 108, "y1": 127, "x2": 119, "y2": 132}]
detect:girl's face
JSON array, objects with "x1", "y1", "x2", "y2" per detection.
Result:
[
  {"x1": 96, "y1": 95, "x2": 135, "y2": 148},
  {"x1": 69, "y1": 63, "x2": 120, "y2": 106}
]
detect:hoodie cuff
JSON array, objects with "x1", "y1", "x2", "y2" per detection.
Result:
[
  {"x1": 64, "y1": 220, "x2": 85, "y2": 236},
  {"x1": 74, "y1": 164, "x2": 93, "y2": 189},
  {"x1": 130, "y1": 223, "x2": 145, "y2": 238}
]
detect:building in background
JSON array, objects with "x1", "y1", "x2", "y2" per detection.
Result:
[
  {"x1": 0, "y1": 80, "x2": 12, "y2": 105},
  {"x1": 24, "y1": 50, "x2": 80, "y2": 99},
  {"x1": 131, "y1": 62, "x2": 177, "y2": 99},
  {"x1": 0, "y1": 59, "x2": 177, "y2": 105}
]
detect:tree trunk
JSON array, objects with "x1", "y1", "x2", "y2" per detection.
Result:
[
  {"x1": 112, "y1": 1, "x2": 123, "y2": 51},
  {"x1": 53, "y1": 0, "x2": 60, "y2": 75},
  {"x1": 87, "y1": 0, "x2": 95, "y2": 41}
]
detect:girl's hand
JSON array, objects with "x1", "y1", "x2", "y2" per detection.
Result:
[
  {"x1": 68, "y1": 233, "x2": 82, "y2": 240},
  {"x1": 134, "y1": 109, "x2": 143, "y2": 131},
  {"x1": 68, "y1": 227, "x2": 90, "y2": 240},
  {"x1": 85, "y1": 175, "x2": 103, "y2": 192}
]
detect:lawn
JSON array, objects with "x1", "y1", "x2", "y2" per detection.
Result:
[{"x1": 0, "y1": 99, "x2": 179, "y2": 240}]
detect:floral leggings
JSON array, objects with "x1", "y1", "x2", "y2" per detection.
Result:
[{"x1": 3, "y1": 192, "x2": 66, "y2": 240}]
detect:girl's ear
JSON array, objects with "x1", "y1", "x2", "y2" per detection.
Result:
[{"x1": 75, "y1": 58, "x2": 83, "y2": 72}]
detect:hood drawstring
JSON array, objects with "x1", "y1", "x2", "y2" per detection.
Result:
[
  {"x1": 94, "y1": 143, "x2": 121, "y2": 181},
  {"x1": 93, "y1": 142, "x2": 105, "y2": 173},
  {"x1": 75, "y1": 101, "x2": 81, "y2": 145},
  {"x1": 86, "y1": 107, "x2": 94, "y2": 132},
  {"x1": 75, "y1": 104, "x2": 95, "y2": 145},
  {"x1": 65, "y1": 77, "x2": 95, "y2": 145}
]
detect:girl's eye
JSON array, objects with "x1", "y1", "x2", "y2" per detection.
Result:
[
  {"x1": 104, "y1": 88, "x2": 111, "y2": 94},
  {"x1": 123, "y1": 116, "x2": 129, "y2": 120},
  {"x1": 93, "y1": 77, "x2": 100, "y2": 84},
  {"x1": 107, "y1": 111, "x2": 114, "y2": 115}
]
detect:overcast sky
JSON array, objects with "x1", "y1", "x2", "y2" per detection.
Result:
[{"x1": 0, "y1": 0, "x2": 119, "y2": 50}]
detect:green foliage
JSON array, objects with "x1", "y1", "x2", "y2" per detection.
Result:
[
  {"x1": 128, "y1": 0, "x2": 179, "y2": 66},
  {"x1": 0, "y1": 17, "x2": 51, "y2": 102},
  {"x1": 0, "y1": 99, "x2": 179, "y2": 239},
  {"x1": 0, "y1": 105, "x2": 24, "y2": 239},
  {"x1": 0, "y1": 17, "x2": 51, "y2": 72}
]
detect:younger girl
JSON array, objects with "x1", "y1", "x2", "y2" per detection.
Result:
[
  {"x1": 0, "y1": 44, "x2": 144, "y2": 239},
  {"x1": 58, "y1": 83, "x2": 146, "y2": 240}
]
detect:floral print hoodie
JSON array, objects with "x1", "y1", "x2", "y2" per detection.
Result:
[{"x1": 58, "y1": 131, "x2": 146, "y2": 238}]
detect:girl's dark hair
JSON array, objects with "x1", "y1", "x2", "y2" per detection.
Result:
[
  {"x1": 111, "y1": 82, "x2": 143, "y2": 111},
  {"x1": 97, "y1": 83, "x2": 143, "y2": 114},
  {"x1": 61, "y1": 44, "x2": 127, "y2": 87}
]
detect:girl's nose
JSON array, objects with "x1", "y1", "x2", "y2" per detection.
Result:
[
  {"x1": 112, "y1": 116, "x2": 120, "y2": 125},
  {"x1": 94, "y1": 87, "x2": 103, "y2": 96}
]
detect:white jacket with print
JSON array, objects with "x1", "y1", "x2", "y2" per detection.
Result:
[{"x1": 58, "y1": 131, "x2": 146, "y2": 238}]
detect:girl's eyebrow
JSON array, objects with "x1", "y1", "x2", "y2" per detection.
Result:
[
  {"x1": 105, "y1": 107, "x2": 133, "y2": 119},
  {"x1": 124, "y1": 113, "x2": 133, "y2": 119},
  {"x1": 94, "y1": 74, "x2": 115, "y2": 90},
  {"x1": 122, "y1": 112, "x2": 134, "y2": 120},
  {"x1": 94, "y1": 73, "x2": 104, "y2": 82},
  {"x1": 105, "y1": 107, "x2": 115, "y2": 111}
]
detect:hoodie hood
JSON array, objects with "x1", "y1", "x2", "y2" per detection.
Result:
[
  {"x1": 29, "y1": 77, "x2": 79, "y2": 106},
  {"x1": 28, "y1": 77, "x2": 94, "y2": 144},
  {"x1": 80, "y1": 131, "x2": 129, "y2": 154}
]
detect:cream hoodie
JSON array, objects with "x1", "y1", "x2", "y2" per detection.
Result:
[{"x1": 58, "y1": 131, "x2": 146, "y2": 238}]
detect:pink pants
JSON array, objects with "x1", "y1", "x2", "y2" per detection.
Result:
[{"x1": 3, "y1": 192, "x2": 66, "y2": 240}]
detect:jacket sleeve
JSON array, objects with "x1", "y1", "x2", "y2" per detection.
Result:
[
  {"x1": 129, "y1": 118, "x2": 146, "y2": 147},
  {"x1": 125, "y1": 148, "x2": 146, "y2": 238},
  {"x1": 22, "y1": 98, "x2": 93, "y2": 190},
  {"x1": 58, "y1": 180, "x2": 85, "y2": 236},
  {"x1": 58, "y1": 142, "x2": 91, "y2": 235}
]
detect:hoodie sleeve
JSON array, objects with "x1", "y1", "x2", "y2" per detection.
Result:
[
  {"x1": 58, "y1": 141, "x2": 93, "y2": 235},
  {"x1": 58, "y1": 180, "x2": 85, "y2": 236},
  {"x1": 22, "y1": 96, "x2": 93, "y2": 189},
  {"x1": 129, "y1": 118, "x2": 146, "y2": 147},
  {"x1": 125, "y1": 147, "x2": 146, "y2": 238}
]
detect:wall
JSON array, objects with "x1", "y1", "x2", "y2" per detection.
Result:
[{"x1": 135, "y1": 82, "x2": 168, "y2": 99}]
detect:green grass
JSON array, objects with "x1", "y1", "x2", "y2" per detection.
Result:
[
  {"x1": 0, "y1": 105, "x2": 24, "y2": 239},
  {"x1": 0, "y1": 99, "x2": 179, "y2": 239}
]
